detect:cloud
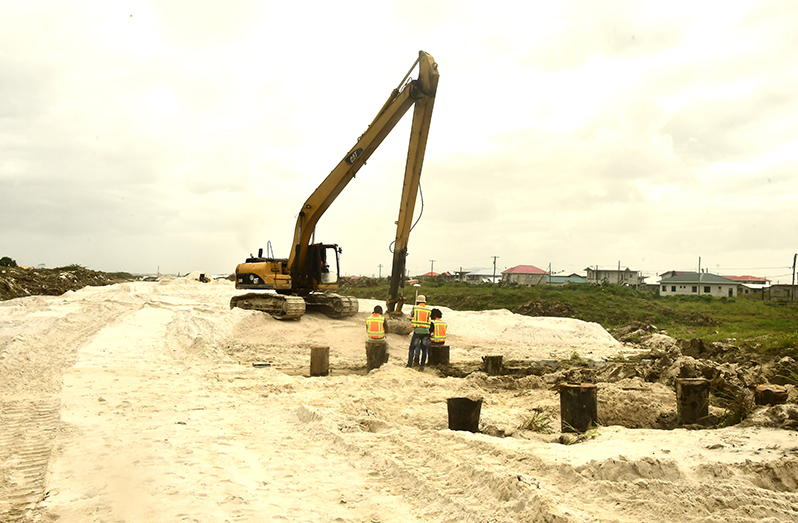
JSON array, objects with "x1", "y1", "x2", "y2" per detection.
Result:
[{"x1": 2, "y1": 1, "x2": 798, "y2": 280}]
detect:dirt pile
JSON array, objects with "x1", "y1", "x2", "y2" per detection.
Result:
[
  {"x1": 513, "y1": 299, "x2": 575, "y2": 318},
  {"x1": 339, "y1": 276, "x2": 380, "y2": 288},
  {"x1": 0, "y1": 266, "x2": 134, "y2": 301}
]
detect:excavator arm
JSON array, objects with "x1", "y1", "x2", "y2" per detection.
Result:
[
  {"x1": 384, "y1": 70, "x2": 437, "y2": 313},
  {"x1": 289, "y1": 51, "x2": 439, "y2": 292}
]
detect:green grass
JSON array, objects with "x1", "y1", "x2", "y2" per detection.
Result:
[{"x1": 341, "y1": 279, "x2": 798, "y2": 358}]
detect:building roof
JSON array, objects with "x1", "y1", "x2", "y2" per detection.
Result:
[
  {"x1": 420, "y1": 271, "x2": 439, "y2": 277},
  {"x1": 584, "y1": 265, "x2": 639, "y2": 272},
  {"x1": 467, "y1": 268, "x2": 501, "y2": 276},
  {"x1": 548, "y1": 274, "x2": 587, "y2": 283},
  {"x1": 659, "y1": 270, "x2": 690, "y2": 278},
  {"x1": 502, "y1": 264, "x2": 547, "y2": 275},
  {"x1": 659, "y1": 272, "x2": 736, "y2": 284},
  {"x1": 722, "y1": 275, "x2": 770, "y2": 283}
]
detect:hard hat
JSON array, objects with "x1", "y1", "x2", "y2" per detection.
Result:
[{"x1": 417, "y1": 295, "x2": 426, "y2": 303}]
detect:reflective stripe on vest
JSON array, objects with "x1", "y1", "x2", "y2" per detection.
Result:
[
  {"x1": 366, "y1": 314, "x2": 385, "y2": 339},
  {"x1": 431, "y1": 319, "x2": 447, "y2": 343},
  {"x1": 411, "y1": 305, "x2": 431, "y2": 329}
]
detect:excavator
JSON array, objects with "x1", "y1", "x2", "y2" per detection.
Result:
[{"x1": 231, "y1": 50, "x2": 439, "y2": 323}]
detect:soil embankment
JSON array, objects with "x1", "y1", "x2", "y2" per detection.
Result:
[{"x1": 0, "y1": 266, "x2": 133, "y2": 301}]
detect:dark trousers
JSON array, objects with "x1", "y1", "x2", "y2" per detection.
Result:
[{"x1": 407, "y1": 333, "x2": 430, "y2": 367}]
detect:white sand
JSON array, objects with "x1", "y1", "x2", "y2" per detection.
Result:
[{"x1": 1, "y1": 278, "x2": 796, "y2": 522}]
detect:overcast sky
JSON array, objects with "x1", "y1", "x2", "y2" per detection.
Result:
[{"x1": 2, "y1": 1, "x2": 797, "y2": 283}]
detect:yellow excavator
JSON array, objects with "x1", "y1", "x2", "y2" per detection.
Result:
[{"x1": 231, "y1": 50, "x2": 439, "y2": 321}]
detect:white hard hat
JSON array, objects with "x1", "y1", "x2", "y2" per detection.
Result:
[{"x1": 417, "y1": 295, "x2": 426, "y2": 303}]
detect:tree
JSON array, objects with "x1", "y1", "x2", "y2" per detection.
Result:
[{"x1": 0, "y1": 256, "x2": 18, "y2": 267}]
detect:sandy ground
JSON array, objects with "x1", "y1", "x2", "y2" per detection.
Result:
[{"x1": 1, "y1": 277, "x2": 797, "y2": 523}]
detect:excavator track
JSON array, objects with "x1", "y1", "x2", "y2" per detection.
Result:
[
  {"x1": 304, "y1": 293, "x2": 359, "y2": 318},
  {"x1": 230, "y1": 293, "x2": 306, "y2": 320}
]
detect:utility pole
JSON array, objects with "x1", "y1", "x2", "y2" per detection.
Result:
[
  {"x1": 378, "y1": 264, "x2": 382, "y2": 279},
  {"x1": 792, "y1": 253, "x2": 796, "y2": 302},
  {"x1": 429, "y1": 260, "x2": 435, "y2": 275},
  {"x1": 491, "y1": 256, "x2": 499, "y2": 284}
]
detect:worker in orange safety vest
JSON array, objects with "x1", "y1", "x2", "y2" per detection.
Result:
[
  {"x1": 365, "y1": 305, "x2": 387, "y2": 339},
  {"x1": 406, "y1": 295, "x2": 432, "y2": 370},
  {"x1": 429, "y1": 308, "x2": 447, "y2": 346}
]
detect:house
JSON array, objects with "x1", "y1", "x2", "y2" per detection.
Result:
[
  {"x1": 547, "y1": 273, "x2": 587, "y2": 285},
  {"x1": 438, "y1": 271, "x2": 457, "y2": 283},
  {"x1": 739, "y1": 283, "x2": 768, "y2": 296},
  {"x1": 501, "y1": 265, "x2": 548, "y2": 286},
  {"x1": 722, "y1": 275, "x2": 770, "y2": 285},
  {"x1": 659, "y1": 272, "x2": 737, "y2": 298},
  {"x1": 720, "y1": 275, "x2": 770, "y2": 297},
  {"x1": 766, "y1": 284, "x2": 795, "y2": 302},
  {"x1": 465, "y1": 268, "x2": 502, "y2": 284},
  {"x1": 584, "y1": 266, "x2": 645, "y2": 286}
]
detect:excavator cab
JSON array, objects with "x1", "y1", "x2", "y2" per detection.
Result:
[{"x1": 305, "y1": 243, "x2": 341, "y2": 288}]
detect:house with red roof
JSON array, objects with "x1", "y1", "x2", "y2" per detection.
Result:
[
  {"x1": 501, "y1": 265, "x2": 548, "y2": 286},
  {"x1": 721, "y1": 275, "x2": 770, "y2": 285}
]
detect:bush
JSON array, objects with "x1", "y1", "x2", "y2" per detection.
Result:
[{"x1": 0, "y1": 256, "x2": 17, "y2": 267}]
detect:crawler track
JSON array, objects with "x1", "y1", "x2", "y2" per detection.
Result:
[
  {"x1": 230, "y1": 293, "x2": 306, "y2": 320},
  {"x1": 231, "y1": 292, "x2": 358, "y2": 319}
]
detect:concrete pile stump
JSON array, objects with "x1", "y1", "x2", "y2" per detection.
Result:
[
  {"x1": 365, "y1": 339, "x2": 389, "y2": 371},
  {"x1": 428, "y1": 345, "x2": 450, "y2": 366},
  {"x1": 447, "y1": 397, "x2": 482, "y2": 433},
  {"x1": 675, "y1": 378, "x2": 710, "y2": 425},
  {"x1": 310, "y1": 346, "x2": 330, "y2": 376},
  {"x1": 482, "y1": 355, "x2": 503, "y2": 375},
  {"x1": 560, "y1": 383, "x2": 598, "y2": 433}
]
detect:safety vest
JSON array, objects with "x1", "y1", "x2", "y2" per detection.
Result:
[
  {"x1": 430, "y1": 319, "x2": 447, "y2": 343},
  {"x1": 365, "y1": 313, "x2": 385, "y2": 339},
  {"x1": 411, "y1": 304, "x2": 432, "y2": 332}
]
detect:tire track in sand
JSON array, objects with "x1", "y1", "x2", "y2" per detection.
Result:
[
  {"x1": 0, "y1": 292, "x2": 138, "y2": 523},
  {"x1": 0, "y1": 398, "x2": 60, "y2": 523}
]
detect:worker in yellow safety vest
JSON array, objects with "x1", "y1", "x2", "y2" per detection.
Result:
[
  {"x1": 407, "y1": 295, "x2": 432, "y2": 370},
  {"x1": 429, "y1": 308, "x2": 447, "y2": 346},
  {"x1": 365, "y1": 305, "x2": 387, "y2": 339}
]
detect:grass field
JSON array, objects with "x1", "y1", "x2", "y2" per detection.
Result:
[{"x1": 342, "y1": 279, "x2": 798, "y2": 358}]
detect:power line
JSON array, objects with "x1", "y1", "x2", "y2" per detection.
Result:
[{"x1": 712, "y1": 266, "x2": 791, "y2": 271}]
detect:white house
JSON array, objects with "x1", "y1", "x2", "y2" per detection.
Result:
[
  {"x1": 465, "y1": 268, "x2": 502, "y2": 284},
  {"x1": 584, "y1": 265, "x2": 645, "y2": 286},
  {"x1": 659, "y1": 272, "x2": 737, "y2": 298}
]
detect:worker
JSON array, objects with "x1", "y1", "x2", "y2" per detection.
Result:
[
  {"x1": 406, "y1": 295, "x2": 432, "y2": 370},
  {"x1": 429, "y1": 308, "x2": 447, "y2": 346},
  {"x1": 365, "y1": 305, "x2": 387, "y2": 340}
]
